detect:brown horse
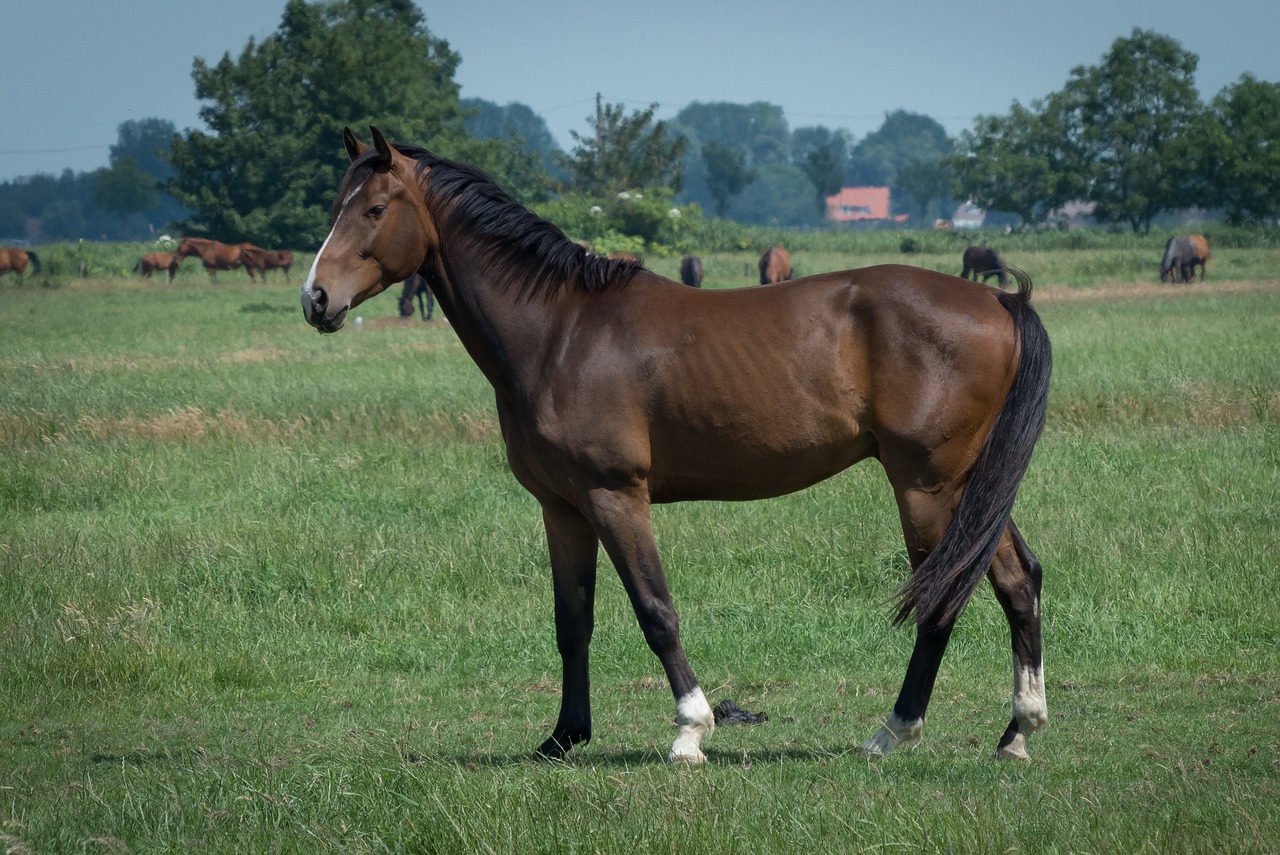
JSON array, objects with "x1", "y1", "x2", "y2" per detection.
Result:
[
  {"x1": 135, "y1": 252, "x2": 179, "y2": 283},
  {"x1": 679, "y1": 255, "x2": 703, "y2": 288},
  {"x1": 0, "y1": 247, "x2": 41, "y2": 279},
  {"x1": 173, "y1": 237, "x2": 258, "y2": 281},
  {"x1": 961, "y1": 246, "x2": 1009, "y2": 286},
  {"x1": 398, "y1": 272, "x2": 434, "y2": 320},
  {"x1": 242, "y1": 247, "x2": 295, "y2": 280},
  {"x1": 758, "y1": 245, "x2": 791, "y2": 284},
  {"x1": 1160, "y1": 234, "x2": 1209, "y2": 283},
  {"x1": 301, "y1": 127, "x2": 1053, "y2": 764}
]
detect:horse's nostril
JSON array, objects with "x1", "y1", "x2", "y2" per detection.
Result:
[{"x1": 311, "y1": 286, "x2": 329, "y2": 309}]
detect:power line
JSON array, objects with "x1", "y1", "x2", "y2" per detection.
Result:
[{"x1": 0, "y1": 144, "x2": 111, "y2": 156}]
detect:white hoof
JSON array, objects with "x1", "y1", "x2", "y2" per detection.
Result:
[
  {"x1": 859, "y1": 713, "x2": 923, "y2": 756},
  {"x1": 669, "y1": 688, "x2": 714, "y2": 765},
  {"x1": 669, "y1": 745, "x2": 707, "y2": 765},
  {"x1": 995, "y1": 732, "x2": 1031, "y2": 761}
]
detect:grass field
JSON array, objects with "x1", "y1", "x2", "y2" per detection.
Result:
[{"x1": 2, "y1": 255, "x2": 1278, "y2": 853}]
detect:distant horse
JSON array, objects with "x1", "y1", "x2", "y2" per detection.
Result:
[
  {"x1": 173, "y1": 237, "x2": 259, "y2": 281},
  {"x1": 679, "y1": 255, "x2": 703, "y2": 288},
  {"x1": 398, "y1": 272, "x2": 434, "y2": 320},
  {"x1": 301, "y1": 127, "x2": 1052, "y2": 764},
  {"x1": 961, "y1": 246, "x2": 1009, "y2": 286},
  {"x1": 135, "y1": 252, "x2": 179, "y2": 283},
  {"x1": 0, "y1": 247, "x2": 41, "y2": 279},
  {"x1": 242, "y1": 247, "x2": 295, "y2": 280},
  {"x1": 758, "y1": 245, "x2": 791, "y2": 284},
  {"x1": 1160, "y1": 235, "x2": 1209, "y2": 283}
]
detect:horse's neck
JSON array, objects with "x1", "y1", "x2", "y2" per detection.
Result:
[{"x1": 428, "y1": 237, "x2": 571, "y2": 398}]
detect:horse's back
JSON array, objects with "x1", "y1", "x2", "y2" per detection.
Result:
[{"x1": 1188, "y1": 234, "x2": 1210, "y2": 260}]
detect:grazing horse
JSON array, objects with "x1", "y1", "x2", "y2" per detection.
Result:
[
  {"x1": 961, "y1": 246, "x2": 1009, "y2": 286},
  {"x1": 135, "y1": 252, "x2": 179, "y2": 283},
  {"x1": 301, "y1": 127, "x2": 1053, "y2": 764},
  {"x1": 242, "y1": 247, "x2": 296, "y2": 280},
  {"x1": 0, "y1": 247, "x2": 41, "y2": 279},
  {"x1": 398, "y1": 272, "x2": 434, "y2": 320},
  {"x1": 173, "y1": 237, "x2": 259, "y2": 281},
  {"x1": 1161, "y1": 235, "x2": 1210, "y2": 283},
  {"x1": 679, "y1": 255, "x2": 704, "y2": 288},
  {"x1": 758, "y1": 245, "x2": 791, "y2": 284}
]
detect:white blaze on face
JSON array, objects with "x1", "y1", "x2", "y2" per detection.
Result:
[
  {"x1": 302, "y1": 178, "x2": 367, "y2": 301},
  {"x1": 669, "y1": 687, "x2": 714, "y2": 763}
]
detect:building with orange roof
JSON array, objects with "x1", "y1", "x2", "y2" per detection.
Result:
[{"x1": 825, "y1": 187, "x2": 909, "y2": 224}]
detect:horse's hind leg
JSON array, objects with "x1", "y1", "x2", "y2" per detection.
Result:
[
  {"x1": 536, "y1": 500, "x2": 600, "y2": 759},
  {"x1": 988, "y1": 520, "x2": 1047, "y2": 759},
  {"x1": 862, "y1": 483, "x2": 959, "y2": 756}
]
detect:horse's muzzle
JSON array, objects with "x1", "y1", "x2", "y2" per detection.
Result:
[{"x1": 299, "y1": 287, "x2": 348, "y2": 334}]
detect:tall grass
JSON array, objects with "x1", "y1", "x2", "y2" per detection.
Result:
[{"x1": 1, "y1": 263, "x2": 1278, "y2": 853}]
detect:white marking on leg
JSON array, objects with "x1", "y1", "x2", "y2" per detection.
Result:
[
  {"x1": 669, "y1": 687, "x2": 714, "y2": 764},
  {"x1": 997, "y1": 661, "x2": 1048, "y2": 760},
  {"x1": 1012, "y1": 662, "x2": 1048, "y2": 732},
  {"x1": 859, "y1": 711, "x2": 923, "y2": 756}
]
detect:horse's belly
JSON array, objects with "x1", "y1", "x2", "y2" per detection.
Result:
[{"x1": 646, "y1": 425, "x2": 876, "y2": 503}]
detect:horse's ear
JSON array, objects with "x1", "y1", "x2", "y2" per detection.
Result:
[
  {"x1": 370, "y1": 126, "x2": 394, "y2": 165},
  {"x1": 343, "y1": 126, "x2": 367, "y2": 162}
]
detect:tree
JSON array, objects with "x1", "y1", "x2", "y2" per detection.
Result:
[
  {"x1": 801, "y1": 143, "x2": 844, "y2": 216},
  {"x1": 950, "y1": 99, "x2": 1085, "y2": 226},
  {"x1": 95, "y1": 157, "x2": 158, "y2": 227},
  {"x1": 1055, "y1": 28, "x2": 1203, "y2": 233},
  {"x1": 727, "y1": 163, "x2": 823, "y2": 227},
  {"x1": 791, "y1": 126, "x2": 851, "y2": 172},
  {"x1": 894, "y1": 158, "x2": 954, "y2": 223},
  {"x1": 674, "y1": 101, "x2": 792, "y2": 167},
  {"x1": 462, "y1": 97, "x2": 564, "y2": 185},
  {"x1": 700, "y1": 140, "x2": 755, "y2": 216},
  {"x1": 1199, "y1": 74, "x2": 1280, "y2": 224},
  {"x1": 557, "y1": 94, "x2": 687, "y2": 195},
  {"x1": 847, "y1": 111, "x2": 951, "y2": 188},
  {"x1": 168, "y1": 0, "x2": 495, "y2": 248},
  {"x1": 111, "y1": 118, "x2": 179, "y2": 182}
]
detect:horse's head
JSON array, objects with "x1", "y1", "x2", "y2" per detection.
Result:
[
  {"x1": 172, "y1": 238, "x2": 196, "y2": 261},
  {"x1": 300, "y1": 126, "x2": 435, "y2": 334}
]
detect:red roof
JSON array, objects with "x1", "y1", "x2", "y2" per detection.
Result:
[{"x1": 826, "y1": 186, "x2": 896, "y2": 222}]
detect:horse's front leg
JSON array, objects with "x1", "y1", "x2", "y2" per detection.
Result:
[
  {"x1": 588, "y1": 486, "x2": 714, "y2": 763},
  {"x1": 536, "y1": 501, "x2": 600, "y2": 759}
]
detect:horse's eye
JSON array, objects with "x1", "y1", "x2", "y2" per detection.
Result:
[{"x1": 366, "y1": 205, "x2": 387, "y2": 219}]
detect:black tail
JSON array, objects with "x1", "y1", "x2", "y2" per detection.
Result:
[
  {"x1": 894, "y1": 266, "x2": 1052, "y2": 630},
  {"x1": 27, "y1": 251, "x2": 41, "y2": 274}
]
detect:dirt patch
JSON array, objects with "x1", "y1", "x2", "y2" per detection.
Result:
[{"x1": 1034, "y1": 279, "x2": 1280, "y2": 303}]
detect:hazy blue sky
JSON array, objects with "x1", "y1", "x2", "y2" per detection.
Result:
[{"x1": 3, "y1": 0, "x2": 1277, "y2": 181}]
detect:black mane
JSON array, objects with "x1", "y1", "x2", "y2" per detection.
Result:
[{"x1": 344, "y1": 145, "x2": 642, "y2": 301}]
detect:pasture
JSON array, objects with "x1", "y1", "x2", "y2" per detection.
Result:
[{"x1": 2, "y1": 254, "x2": 1278, "y2": 853}]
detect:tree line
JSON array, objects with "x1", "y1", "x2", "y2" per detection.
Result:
[{"x1": 1, "y1": 3, "x2": 1276, "y2": 248}]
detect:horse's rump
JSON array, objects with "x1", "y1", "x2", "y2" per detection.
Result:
[
  {"x1": 759, "y1": 246, "x2": 790, "y2": 284},
  {"x1": 679, "y1": 255, "x2": 703, "y2": 287}
]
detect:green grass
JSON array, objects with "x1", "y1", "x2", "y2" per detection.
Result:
[{"x1": 2, "y1": 260, "x2": 1278, "y2": 853}]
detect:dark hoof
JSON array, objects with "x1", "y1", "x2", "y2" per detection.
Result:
[{"x1": 535, "y1": 731, "x2": 588, "y2": 760}]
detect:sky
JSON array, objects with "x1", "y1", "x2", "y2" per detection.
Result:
[{"x1": 3, "y1": 0, "x2": 1279, "y2": 182}]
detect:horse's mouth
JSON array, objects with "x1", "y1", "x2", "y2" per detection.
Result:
[{"x1": 300, "y1": 290, "x2": 348, "y2": 333}]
